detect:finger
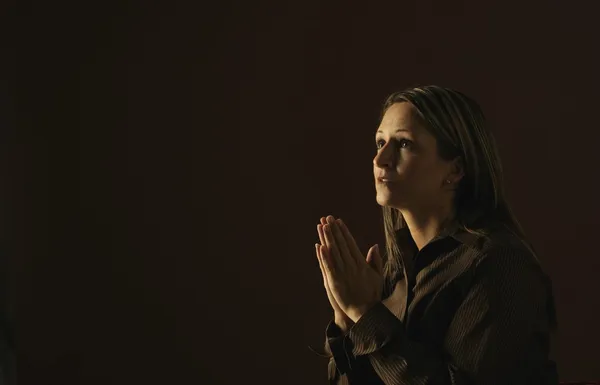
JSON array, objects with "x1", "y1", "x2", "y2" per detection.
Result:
[
  {"x1": 327, "y1": 217, "x2": 355, "y2": 269},
  {"x1": 317, "y1": 244, "x2": 338, "y2": 305},
  {"x1": 323, "y1": 223, "x2": 342, "y2": 272},
  {"x1": 373, "y1": 244, "x2": 383, "y2": 274},
  {"x1": 316, "y1": 244, "x2": 328, "y2": 285},
  {"x1": 318, "y1": 218, "x2": 328, "y2": 246},
  {"x1": 366, "y1": 244, "x2": 383, "y2": 275},
  {"x1": 316, "y1": 244, "x2": 331, "y2": 283},
  {"x1": 320, "y1": 245, "x2": 344, "y2": 309},
  {"x1": 317, "y1": 224, "x2": 326, "y2": 246},
  {"x1": 319, "y1": 244, "x2": 338, "y2": 286},
  {"x1": 366, "y1": 249, "x2": 374, "y2": 266},
  {"x1": 336, "y1": 219, "x2": 364, "y2": 267},
  {"x1": 317, "y1": 244, "x2": 328, "y2": 278},
  {"x1": 318, "y1": 245, "x2": 337, "y2": 297}
]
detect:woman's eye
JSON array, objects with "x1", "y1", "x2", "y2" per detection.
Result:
[
  {"x1": 376, "y1": 139, "x2": 411, "y2": 150},
  {"x1": 399, "y1": 139, "x2": 411, "y2": 148}
]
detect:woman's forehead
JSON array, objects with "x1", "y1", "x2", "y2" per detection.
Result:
[{"x1": 378, "y1": 103, "x2": 423, "y2": 134}]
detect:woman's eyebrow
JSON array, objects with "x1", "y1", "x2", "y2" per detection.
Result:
[{"x1": 376, "y1": 128, "x2": 411, "y2": 134}]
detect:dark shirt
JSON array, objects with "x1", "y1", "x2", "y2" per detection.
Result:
[{"x1": 322, "y1": 223, "x2": 559, "y2": 385}]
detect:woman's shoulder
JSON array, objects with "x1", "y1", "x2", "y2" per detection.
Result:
[{"x1": 461, "y1": 223, "x2": 541, "y2": 271}]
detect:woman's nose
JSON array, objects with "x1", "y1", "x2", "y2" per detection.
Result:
[{"x1": 374, "y1": 144, "x2": 395, "y2": 168}]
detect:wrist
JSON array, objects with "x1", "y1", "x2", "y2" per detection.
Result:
[
  {"x1": 348, "y1": 302, "x2": 380, "y2": 324},
  {"x1": 334, "y1": 316, "x2": 351, "y2": 332}
]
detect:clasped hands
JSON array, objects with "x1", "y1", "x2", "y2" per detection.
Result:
[{"x1": 315, "y1": 215, "x2": 384, "y2": 328}]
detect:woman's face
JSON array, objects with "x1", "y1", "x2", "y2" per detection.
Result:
[{"x1": 373, "y1": 102, "x2": 456, "y2": 210}]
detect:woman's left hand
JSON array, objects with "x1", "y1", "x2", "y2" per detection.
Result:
[{"x1": 317, "y1": 215, "x2": 384, "y2": 323}]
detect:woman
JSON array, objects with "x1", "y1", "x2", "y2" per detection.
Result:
[{"x1": 314, "y1": 85, "x2": 559, "y2": 384}]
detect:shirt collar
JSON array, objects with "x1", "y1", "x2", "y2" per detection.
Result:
[
  {"x1": 395, "y1": 221, "x2": 482, "y2": 254},
  {"x1": 438, "y1": 221, "x2": 481, "y2": 247}
]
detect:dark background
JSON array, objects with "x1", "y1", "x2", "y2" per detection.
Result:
[{"x1": 12, "y1": 1, "x2": 600, "y2": 384}]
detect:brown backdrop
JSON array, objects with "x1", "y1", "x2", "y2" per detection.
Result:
[{"x1": 14, "y1": 1, "x2": 600, "y2": 384}]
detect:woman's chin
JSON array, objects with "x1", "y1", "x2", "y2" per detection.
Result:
[
  {"x1": 375, "y1": 190, "x2": 407, "y2": 209},
  {"x1": 376, "y1": 193, "x2": 401, "y2": 208}
]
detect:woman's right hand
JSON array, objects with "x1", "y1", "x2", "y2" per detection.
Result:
[{"x1": 316, "y1": 217, "x2": 354, "y2": 332}]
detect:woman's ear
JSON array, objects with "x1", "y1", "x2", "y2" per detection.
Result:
[{"x1": 446, "y1": 156, "x2": 465, "y2": 185}]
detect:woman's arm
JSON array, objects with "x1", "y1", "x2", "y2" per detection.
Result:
[
  {"x1": 325, "y1": 319, "x2": 389, "y2": 384},
  {"x1": 324, "y1": 280, "x2": 407, "y2": 384},
  {"x1": 343, "y1": 246, "x2": 556, "y2": 385}
]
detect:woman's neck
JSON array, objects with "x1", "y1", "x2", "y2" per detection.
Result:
[{"x1": 401, "y1": 205, "x2": 456, "y2": 250}]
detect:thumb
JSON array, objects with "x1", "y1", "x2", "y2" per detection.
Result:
[{"x1": 366, "y1": 244, "x2": 383, "y2": 275}]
